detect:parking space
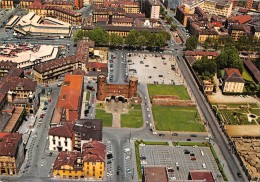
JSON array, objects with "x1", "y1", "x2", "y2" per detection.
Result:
[
  {"x1": 126, "y1": 53, "x2": 183, "y2": 85},
  {"x1": 123, "y1": 144, "x2": 133, "y2": 180},
  {"x1": 139, "y1": 145, "x2": 223, "y2": 181},
  {"x1": 106, "y1": 140, "x2": 114, "y2": 181}
]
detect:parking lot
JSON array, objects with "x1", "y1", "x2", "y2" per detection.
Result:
[
  {"x1": 127, "y1": 53, "x2": 183, "y2": 85},
  {"x1": 139, "y1": 145, "x2": 223, "y2": 181}
]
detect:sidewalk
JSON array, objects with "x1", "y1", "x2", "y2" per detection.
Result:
[{"x1": 211, "y1": 140, "x2": 235, "y2": 181}]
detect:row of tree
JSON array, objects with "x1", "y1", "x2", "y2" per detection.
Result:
[
  {"x1": 193, "y1": 47, "x2": 243, "y2": 80},
  {"x1": 74, "y1": 28, "x2": 171, "y2": 48},
  {"x1": 185, "y1": 35, "x2": 260, "y2": 52},
  {"x1": 203, "y1": 36, "x2": 260, "y2": 52}
]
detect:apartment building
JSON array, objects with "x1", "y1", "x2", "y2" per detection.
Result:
[
  {"x1": 202, "y1": 0, "x2": 233, "y2": 18},
  {"x1": 142, "y1": 0, "x2": 160, "y2": 19},
  {"x1": 222, "y1": 68, "x2": 245, "y2": 93},
  {"x1": 49, "y1": 119, "x2": 103, "y2": 151},
  {"x1": 0, "y1": 0, "x2": 14, "y2": 9},
  {"x1": 33, "y1": 38, "x2": 93, "y2": 83},
  {"x1": 0, "y1": 133, "x2": 25, "y2": 176},
  {"x1": 228, "y1": 24, "x2": 251, "y2": 41},
  {"x1": 52, "y1": 141, "x2": 106, "y2": 180},
  {"x1": 0, "y1": 61, "x2": 17, "y2": 80},
  {"x1": 73, "y1": 119, "x2": 103, "y2": 151},
  {"x1": 48, "y1": 123, "x2": 74, "y2": 152},
  {"x1": 21, "y1": 0, "x2": 82, "y2": 25},
  {"x1": 0, "y1": 67, "x2": 38, "y2": 115}
]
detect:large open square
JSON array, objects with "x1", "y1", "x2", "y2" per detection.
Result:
[
  {"x1": 138, "y1": 145, "x2": 223, "y2": 181},
  {"x1": 127, "y1": 53, "x2": 183, "y2": 85},
  {"x1": 152, "y1": 106, "x2": 204, "y2": 132}
]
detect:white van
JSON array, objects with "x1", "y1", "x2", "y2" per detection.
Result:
[{"x1": 147, "y1": 108, "x2": 149, "y2": 112}]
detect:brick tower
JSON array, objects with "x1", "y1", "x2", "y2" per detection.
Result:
[
  {"x1": 246, "y1": 0, "x2": 253, "y2": 9},
  {"x1": 128, "y1": 76, "x2": 138, "y2": 98},
  {"x1": 97, "y1": 74, "x2": 106, "y2": 101}
]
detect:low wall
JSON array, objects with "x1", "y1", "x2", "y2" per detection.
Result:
[{"x1": 151, "y1": 95, "x2": 195, "y2": 106}]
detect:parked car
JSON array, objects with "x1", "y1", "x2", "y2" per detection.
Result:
[
  {"x1": 172, "y1": 133, "x2": 178, "y2": 136},
  {"x1": 191, "y1": 134, "x2": 197, "y2": 137},
  {"x1": 159, "y1": 134, "x2": 165, "y2": 137},
  {"x1": 237, "y1": 172, "x2": 242, "y2": 177}
]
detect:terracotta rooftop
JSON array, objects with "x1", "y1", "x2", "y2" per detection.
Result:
[
  {"x1": 184, "y1": 51, "x2": 219, "y2": 57},
  {"x1": 53, "y1": 151, "x2": 82, "y2": 170},
  {"x1": 0, "y1": 132, "x2": 22, "y2": 157},
  {"x1": 223, "y1": 68, "x2": 244, "y2": 83},
  {"x1": 48, "y1": 122, "x2": 74, "y2": 138},
  {"x1": 143, "y1": 166, "x2": 168, "y2": 182},
  {"x1": 228, "y1": 15, "x2": 252, "y2": 24},
  {"x1": 88, "y1": 62, "x2": 107, "y2": 69},
  {"x1": 189, "y1": 170, "x2": 215, "y2": 182},
  {"x1": 82, "y1": 141, "x2": 106, "y2": 162},
  {"x1": 53, "y1": 141, "x2": 106, "y2": 170},
  {"x1": 56, "y1": 74, "x2": 83, "y2": 122},
  {"x1": 0, "y1": 61, "x2": 17, "y2": 69}
]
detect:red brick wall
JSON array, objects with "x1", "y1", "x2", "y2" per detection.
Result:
[{"x1": 151, "y1": 95, "x2": 195, "y2": 107}]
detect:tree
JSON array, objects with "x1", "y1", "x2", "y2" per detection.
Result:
[
  {"x1": 170, "y1": 24, "x2": 177, "y2": 31},
  {"x1": 125, "y1": 29, "x2": 140, "y2": 47},
  {"x1": 109, "y1": 33, "x2": 123, "y2": 47},
  {"x1": 185, "y1": 36, "x2": 198, "y2": 50},
  {"x1": 89, "y1": 27, "x2": 109, "y2": 46},
  {"x1": 155, "y1": 33, "x2": 166, "y2": 47},
  {"x1": 193, "y1": 57, "x2": 217, "y2": 79},
  {"x1": 158, "y1": 31, "x2": 171, "y2": 41},
  {"x1": 136, "y1": 35, "x2": 147, "y2": 47},
  {"x1": 215, "y1": 46, "x2": 243, "y2": 72}
]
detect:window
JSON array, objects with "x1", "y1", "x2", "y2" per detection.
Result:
[
  {"x1": 65, "y1": 142, "x2": 67, "y2": 147},
  {"x1": 53, "y1": 140, "x2": 56, "y2": 144},
  {"x1": 58, "y1": 141, "x2": 61, "y2": 146},
  {"x1": 100, "y1": 171, "x2": 102, "y2": 174}
]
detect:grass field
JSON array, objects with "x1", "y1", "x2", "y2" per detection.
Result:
[
  {"x1": 152, "y1": 106, "x2": 204, "y2": 132},
  {"x1": 121, "y1": 104, "x2": 143, "y2": 128},
  {"x1": 148, "y1": 84, "x2": 190, "y2": 100},
  {"x1": 95, "y1": 109, "x2": 112, "y2": 127}
]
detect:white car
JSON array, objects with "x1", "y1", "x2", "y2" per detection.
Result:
[
  {"x1": 152, "y1": 131, "x2": 157, "y2": 135},
  {"x1": 202, "y1": 163, "x2": 206, "y2": 169},
  {"x1": 125, "y1": 156, "x2": 130, "y2": 160},
  {"x1": 176, "y1": 162, "x2": 179, "y2": 167},
  {"x1": 148, "y1": 114, "x2": 151, "y2": 118}
]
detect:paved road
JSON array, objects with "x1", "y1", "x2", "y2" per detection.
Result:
[{"x1": 176, "y1": 56, "x2": 247, "y2": 182}]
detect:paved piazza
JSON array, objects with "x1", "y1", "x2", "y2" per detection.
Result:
[
  {"x1": 127, "y1": 53, "x2": 183, "y2": 85},
  {"x1": 139, "y1": 145, "x2": 223, "y2": 181}
]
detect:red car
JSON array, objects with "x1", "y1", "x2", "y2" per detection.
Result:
[{"x1": 40, "y1": 113, "x2": 45, "y2": 118}]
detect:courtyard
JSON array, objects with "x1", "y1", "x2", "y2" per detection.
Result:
[{"x1": 127, "y1": 53, "x2": 183, "y2": 85}]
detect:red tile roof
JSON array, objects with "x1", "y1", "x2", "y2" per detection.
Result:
[
  {"x1": 0, "y1": 132, "x2": 22, "y2": 157},
  {"x1": 143, "y1": 166, "x2": 168, "y2": 182},
  {"x1": 184, "y1": 51, "x2": 219, "y2": 57},
  {"x1": 53, "y1": 151, "x2": 83, "y2": 170},
  {"x1": 88, "y1": 62, "x2": 107, "y2": 69},
  {"x1": 82, "y1": 141, "x2": 106, "y2": 162},
  {"x1": 53, "y1": 141, "x2": 106, "y2": 170},
  {"x1": 229, "y1": 15, "x2": 252, "y2": 24},
  {"x1": 56, "y1": 74, "x2": 83, "y2": 122},
  {"x1": 189, "y1": 170, "x2": 215, "y2": 182},
  {"x1": 48, "y1": 122, "x2": 74, "y2": 138},
  {"x1": 224, "y1": 68, "x2": 242, "y2": 77}
]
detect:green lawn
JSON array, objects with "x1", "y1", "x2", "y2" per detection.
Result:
[
  {"x1": 121, "y1": 105, "x2": 143, "y2": 128},
  {"x1": 95, "y1": 109, "x2": 112, "y2": 127},
  {"x1": 86, "y1": 91, "x2": 90, "y2": 101},
  {"x1": 152, "y1": 106, "x2": 205, "y2": 132},
  {"x1": 242, "y1": 70, "x2": 254, "y2": 82},
  {"x1": 249, "y1": 109, "x2": 260, "y2": 116},
  {"x1": 148, "y1": 84, "x2": 190, "y2": 100}
]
